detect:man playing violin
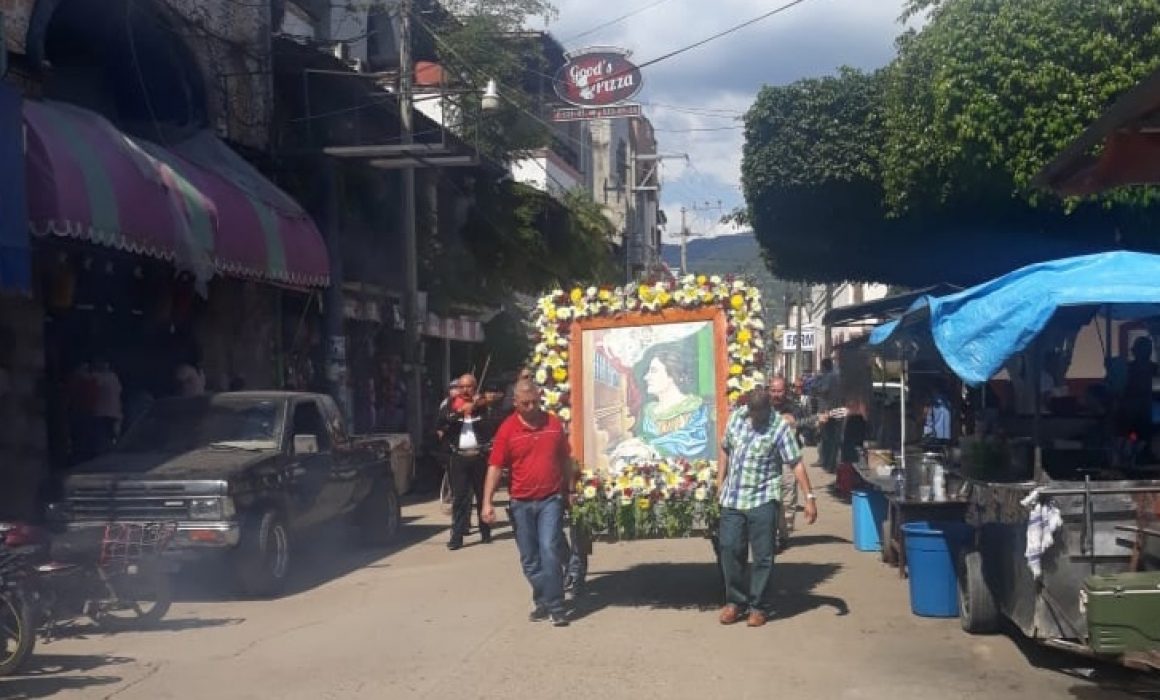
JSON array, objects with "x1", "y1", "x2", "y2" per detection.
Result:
[{"x1": 437, "y1": 373, "x2": 503, "y2": 549}]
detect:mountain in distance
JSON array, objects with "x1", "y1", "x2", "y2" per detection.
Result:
[{"x1": 661, "y1": 232, "x2": 789, "y2": 324}]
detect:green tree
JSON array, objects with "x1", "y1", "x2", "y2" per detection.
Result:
[
  {"x1": 741, "y1": 67, "x2": 897, "y2": 282},
  {"x1": 883, "y1": 0, "x2": 1160, "y2": 213},
  {"x1": 742, "y1": 0, "x2": 1160, "y2": 286}
]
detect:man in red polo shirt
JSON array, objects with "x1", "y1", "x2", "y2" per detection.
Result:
[{"x1": 482, "y1": 380, "x2": 572, "y2": 626}]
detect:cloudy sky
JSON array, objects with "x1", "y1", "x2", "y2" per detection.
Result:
[{"x1": 540, "y1": 0, "x2": 909, "y2": 240}]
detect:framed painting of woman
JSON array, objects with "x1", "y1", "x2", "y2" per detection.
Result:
[{"x1": 568, "y1": 306, "x2": 730, "y2": 475}]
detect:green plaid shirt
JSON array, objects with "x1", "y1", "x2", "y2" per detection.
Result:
[{"x1": 719, "y1": 405, "x2": 802, "y2": 511}]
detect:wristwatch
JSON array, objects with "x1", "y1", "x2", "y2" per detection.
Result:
[{"x1": 805, "y1": 492, "x2": 817, "y2": 501}]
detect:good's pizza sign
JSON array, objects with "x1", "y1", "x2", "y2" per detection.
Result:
[{"x1": 553, "y1": 49, "x2": 643, "y2": 108}]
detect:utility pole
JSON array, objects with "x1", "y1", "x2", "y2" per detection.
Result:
[
  {"x1": 678, "y1": 199, "x2": 722, "y2": 276},
  {"x1": 679, "y1": 206, "x2": 688, "y2": 274},
  {"x1": 399, "y1": 0, "x2": 423, "y2": 455}
]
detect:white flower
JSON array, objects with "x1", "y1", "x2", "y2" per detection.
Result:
[
  {"x1": 751, "y1": 371, "x2": 766, "y2": 383},
  {"x1": 558, "y1": 407, "x2": 572, "y2": 422},
  {"x1": 682, "y1": 274, "x2": 696, "y2": 286},
  {"x1": 754, "y1": 337, "x2": 766, "y2": 349},
  {"x1": 535, "y1": 342, "x2": 548, "y2": 355},
  {"x1": 727, "y1": 377, "x2": 742, "y2": 390},
  {"x1": 751, "y1": 318, "x2": 765, "y2": 330},
  {"x1": 733, "y1": 279, "x2": 746, "y2": 290},
  {"x1": 586, "y1": 286, "x2": 597, "y2": 298},
  {"x1": 535, "y1": 368, "x2": 548, "y2": 384},
  {"x1": 710, "y1": 275, "x2": 722, "y2": 285},
  {"x1": 557, "y1": 382, "x2": 570, "y2": 393},
  {"x1": 694, "y1": 487, "x2": 708, "y2": 501},
  {"x1": 557, "y1": 307, "x2": 573, "y2": 320},
  {"x1": 583, "y1": 485, "x2": 597, "y2": 499}
]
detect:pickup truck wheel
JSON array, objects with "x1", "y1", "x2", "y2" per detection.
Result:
[
  {"x1": 358, "y1": 477, "x2": 401, "y2": 547},
  {"x1": 235, "y1": 510, "x2": 291, "y2": 597}
]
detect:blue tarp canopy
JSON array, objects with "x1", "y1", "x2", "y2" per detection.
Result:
[{"x1": 869, "y1": 252, "x2": 1160, "y2": 385}]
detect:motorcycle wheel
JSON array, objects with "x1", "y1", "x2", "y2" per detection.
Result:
[
  {"x1": 91, "y1": 567, "x2": 173, "y2": 632},
  {"x1": 0, "y1": 589, "x2": 36, "y2": 677}
]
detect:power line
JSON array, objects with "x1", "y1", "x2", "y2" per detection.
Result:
[
  {"x1": 633, "y1": 0, "x2": 812, "y2": 74},
  {"x1": 561, "y1": 0, "x2": 677, "y2": 45},
  {"x1": 656, "y1": 125, "x2": 743, "y2": 133}
]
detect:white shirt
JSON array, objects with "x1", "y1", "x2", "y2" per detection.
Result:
[{"x1": 458, "y1": 415, "x2": 480, "y2": 451}]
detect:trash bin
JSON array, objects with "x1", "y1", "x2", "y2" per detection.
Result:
[
  {"x1": 851, "y1": 490, "x2": 887, "y2": 552},
  {"x1": 902, "y1": 520, "x2": 972, "y2": 617}
]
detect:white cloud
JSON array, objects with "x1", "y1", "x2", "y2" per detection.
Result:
[{"x1": 546, "y1": 0, "x2": 907, "y2": 239}]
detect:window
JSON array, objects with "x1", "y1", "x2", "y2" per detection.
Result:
[{"x1": 291, "y1": 402, "x2": 331, "y2": 452}]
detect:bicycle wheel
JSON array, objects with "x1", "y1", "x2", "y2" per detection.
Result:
[{"x1": 439, "y1": 472, "x2": 454, "y2": 516}]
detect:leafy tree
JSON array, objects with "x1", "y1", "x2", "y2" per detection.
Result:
[
  {"x1": 742, "y1": 0, "x2": 1160, "y2": 286},
  {"x1": 883, "y1": 0, "x2": 1160, "y2": 214},
  {"x1": 741, "y1": 67, "x2": 897, "y2": 282}
]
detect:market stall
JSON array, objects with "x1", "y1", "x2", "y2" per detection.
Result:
[{"x1": 867, "y1": 252, "x2": 1160, "y2": 668}]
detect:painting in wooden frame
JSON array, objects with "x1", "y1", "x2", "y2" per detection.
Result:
[{"x1": 568, "y1": 306, "x2": 730, "y2": 476}]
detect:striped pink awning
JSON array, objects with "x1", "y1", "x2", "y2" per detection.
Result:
[{"x1": 24, "y1": 100, "x2": 329, "y2": 288}]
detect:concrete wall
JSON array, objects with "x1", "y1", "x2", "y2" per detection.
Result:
[{"x1": 6, "y1": 0, "x2": 274, "y2": 148}]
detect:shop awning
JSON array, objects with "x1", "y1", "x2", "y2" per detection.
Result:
[
  {"x1": 424, "y1": 313, "x2": 484, "y2": 343},
  {"x1": 1034, "y1": 66, "x2": 1160, "y2": 196},
  {"x1": 869, "y1": 252, "x2": 1160, "y2": 384},
  {"x1": 0, "y1": 85, "x2": 29, "y2": 294},
  {"x1": 24, "y1": 100, "x2": 329, "y2": 288}
]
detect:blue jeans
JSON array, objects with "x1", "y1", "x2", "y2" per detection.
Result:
[
  {"x1": 718, "y1": 500, "x2": 780, "y2": 615},
  {"x1": 559, "y1": 522, "x2": 589, "y2": 588},
  {"x1": 509, "y1": 495, "x2": 566, "y2": 614}
]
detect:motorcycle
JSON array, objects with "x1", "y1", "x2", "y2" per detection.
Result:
[{"x1": 0, "y1": 521, "x2": 177, "y2": 677}]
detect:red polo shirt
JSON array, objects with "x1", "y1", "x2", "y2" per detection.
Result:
[{"x1": 489, "y1": 412, "x2": 569, "y2": 501}]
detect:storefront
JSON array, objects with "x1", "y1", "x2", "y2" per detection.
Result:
[{"x1": 0, "y1": 98, "x2": 331, "y2": 515}]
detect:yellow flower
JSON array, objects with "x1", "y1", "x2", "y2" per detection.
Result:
[
  {"x1": 728, "y1": 390, "x2": 741, "y2": 404},
  {"x1": 570, "y1": 288, "x2": 583, "y2": 304},
  {"x1": 552, "y1": 367, "x2": 568, "y2": 382},
  {"x1": 598, "y1": 288, "x2": 612, "y2": 301},
  {"x1": 737, "y1": 329, "x2": 752, "y2": 344},
  {"x1": 657, "y1": 290, "x2": 672, "y2": 306},
  {"x1": 616, "y1": 476, "x2": 631, "y2": 490},
  {"x1": 696, "y1": 274, "x2": 708, "y2": 286},
  {"x1": 637, "y1": 497, "x2": 651, "y2": 510},
  {"x1": 583, "y1": 485, "x2": 597, "y2": 499},
  {"x1": 730, "y1": 294, "x2": 745, "y2": 310},
  {"x1": 729, "y1": 364, "x2": 743, "y2": 376},
  {"x1": 631, "y1": 476, "x2": 646, "y2": 490},
  {"x1": 639, "y1": 286, "x2": 655, "y2": 302}
]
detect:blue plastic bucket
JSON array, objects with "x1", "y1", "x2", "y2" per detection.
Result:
[
  {"x1": 902, "y1": 521, "x2": 973, "y2": 617},
  {"x1": 851, "y1": 490, "x2": 887, "y2": 552}
]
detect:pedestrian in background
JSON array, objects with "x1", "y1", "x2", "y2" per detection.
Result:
[
  {"x1": 812, "y1": 358, "x2": 840, "y2": 472},
  {"x1": 438, "y1": 374, "x2": 499, "y2": 549},
  {"x1": 716, "y1": 389, "x2": 818, "y2": 627},
  {"x1": 482, "y1": 380, "x2": 572, "y2": 627}
]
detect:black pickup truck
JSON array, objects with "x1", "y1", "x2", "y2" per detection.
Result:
[{"x1": 49, "y1": 392, "x2": 400, "y2": 596}]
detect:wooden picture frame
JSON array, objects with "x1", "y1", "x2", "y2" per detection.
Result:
[{"x1": 568, "y1": 306, "x2": 730, "y2": 472}]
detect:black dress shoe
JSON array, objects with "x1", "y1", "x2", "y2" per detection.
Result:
[
  {"x1": 480, "y1": 529, "x2": 493, "y2": 544},
  {"x1": 447, "y1": 541, "x2": 462, "y2": 551}
]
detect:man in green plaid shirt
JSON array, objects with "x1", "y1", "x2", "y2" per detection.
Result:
[{"x1": 716, "y1": 389, "x2": 818, "y2": 627}]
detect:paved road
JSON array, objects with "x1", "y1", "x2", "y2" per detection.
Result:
[{"x1": 2, "y1": 463, "x2": 1158, "y2": 700}]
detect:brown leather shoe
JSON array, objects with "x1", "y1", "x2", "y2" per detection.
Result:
[
  {"x1": 719, "y1": 605, "x2": 743, "y2": 625},
  {"x1": 746, "y1": 610, "x2": 768, "y2": 627}
]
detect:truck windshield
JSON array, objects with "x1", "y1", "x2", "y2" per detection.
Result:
[{"x1": 117, "y1": 397, "x2": 282, "y2": 454}]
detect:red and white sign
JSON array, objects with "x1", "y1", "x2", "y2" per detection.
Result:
[{"x1": 553, "y1": 49, "x2": 643, "y2": 108}]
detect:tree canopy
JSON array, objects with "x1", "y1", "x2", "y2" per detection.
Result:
[{"x1": 742, "y1": 0, "x2": 1160, "y2": 286}]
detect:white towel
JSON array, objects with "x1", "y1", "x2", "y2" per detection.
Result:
[{"x1": 1021, "y1": 489, "x2": 1063, "y2": 579}]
